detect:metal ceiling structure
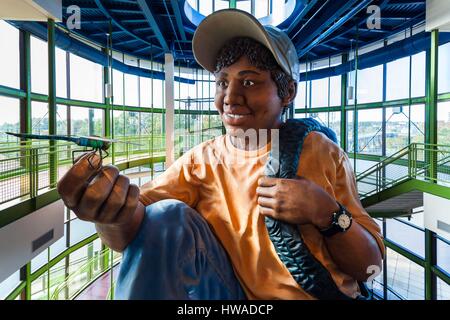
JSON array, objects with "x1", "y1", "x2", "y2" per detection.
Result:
[{"x1": 52, "y1": 0, "x2": 427, "y2": 67}]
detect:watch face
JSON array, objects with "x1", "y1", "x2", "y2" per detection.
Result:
[{"x1": 337, "y1": 214, "x2": 351, "y2": 229}]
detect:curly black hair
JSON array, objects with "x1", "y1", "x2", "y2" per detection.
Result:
[{"x1": 214, "y1": 37, "x2": 295, "y2": 113}]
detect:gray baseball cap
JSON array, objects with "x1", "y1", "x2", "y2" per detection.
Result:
[{"x1": 192, "y1": 9, "x2": 300, "y2": 82}]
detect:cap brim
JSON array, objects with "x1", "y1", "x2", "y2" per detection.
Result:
[{"x1": 192, "y1": 9, "x2": 274, "y2": 74}]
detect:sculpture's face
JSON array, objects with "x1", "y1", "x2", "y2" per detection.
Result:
[{"x1": 214, "y1": 56, "x2": 285, "y2": 136}]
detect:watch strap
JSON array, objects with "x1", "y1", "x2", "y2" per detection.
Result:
[{"x1": 318, "y1": 202, "x2": 352, "y2": 237}]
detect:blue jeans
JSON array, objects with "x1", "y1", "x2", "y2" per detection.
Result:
[{"x1": 115, "y1": 199, "x2": 247, "y2": 300}]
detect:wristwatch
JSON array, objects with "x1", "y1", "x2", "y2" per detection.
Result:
[{"x1": 318, "y1": 202, "x2": 352, "y2": 237}]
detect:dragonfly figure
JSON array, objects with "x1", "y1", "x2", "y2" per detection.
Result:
[{"x1": 5, "y1": 132, "x2": 141, "y2": 169}]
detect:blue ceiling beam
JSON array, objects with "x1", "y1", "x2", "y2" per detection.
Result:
[
  {"x1": 110, "y1": 9, "x2": 143, "y2": 15},
  {"x1": 286, "y1": 0, "x2": 319, "y2": 34},
  {"x1": 297, "y1": 0, "x2": 374, "y2": 57},
  {"x1": 319, "y1": 0, "x2": 389, "y2": 46},
  {"x1": 136, "y1": 0, "x2": 169, "y2": 52},
  {"x1": 132, "y1": 45, "x2": 153, "y2": 54},
  {"x1": 115, "y1": 38, "x2": 142, "y2": 46},
  {"x1": 134, "y1": 26, "x2": 152, "y2": 32},
  {"x1": 292, "y1": 0, "x2": 356, "y2": 45},
  {"x1": 319, "y1": 42, "x2": 340, "y2": 51},
  {"x1": 170, "y1": 0, "x2": 187, "y2": 41},
  {"x1": 387, "y1": 1, "x2": 425, "y2": 6},
  {"x1": 93, "y1": 0, "x2": 159, "y2": 49},
  {"x1": 122, "y1": 19, "x2": 147, "y2": 23}
]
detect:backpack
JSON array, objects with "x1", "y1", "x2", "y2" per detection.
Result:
[{"x1": 264, "y1": 117, "x2": 372, "y2": 300}]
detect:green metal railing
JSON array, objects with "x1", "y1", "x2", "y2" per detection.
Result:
[
  {"x1": 0, "y1": 128, "x2": 224, "y2": 208},
  {"x1": 356, "y1": 143, "x2": 450, "y2": 199}
]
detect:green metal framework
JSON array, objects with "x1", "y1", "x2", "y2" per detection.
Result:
[
  {"x1": 295, "y1": 29, "x2": 450, "y2": 300},
  {"x1": 0, "y1": 18, "x2": 449, "y2": 300}
]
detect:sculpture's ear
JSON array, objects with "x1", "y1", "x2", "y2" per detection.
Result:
[{"x1": 281, "y1": 81, "x2": 297, "y2": 107}]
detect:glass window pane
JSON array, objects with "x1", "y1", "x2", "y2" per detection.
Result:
[
  {"x1": 113, "y1": 110, "x2": 125, "y2": 136},
  {"x1": 31, "y1": 272, "x2": 48, "y2": 300},
  {"x1": 215, "y1": 0, "x2": 230, "y2": 11},
  {"x1": 139, "y1": 77, "x2": 152, "y2": 107},
  {"x1": 329, "y1": 75, "x2": 341, "y2": 107},
  {"x1": 357, "y1": 65, "x2": 383, "y2": 104},
  {"x1": 56, "y1": 104, "x2": 68, "y2": 135},
  {"x1": 294, "y1": 81, "x2": 307, "y2": 109},
  {"x1": 69, "y1": 107, "x2": 102, "y2": 136},
  {"x1": 311, "y1": 78, "x2": 328, "y2": 108},
  {"x1": 67, "y1": 245, "x2": 89, "y2": 298},
  {"x1": 69, "y1": 218, "x2": 96, "y2": 246},
  {"x1": 386, "y1": 218, "x2": 425, "y2": 258},
  {"x1": 200, "y1": 0, "x2": 213, "y2": 15},
  {"x1": 0, "y1": 96, "x2": 20, "y2": 144},
  {"x1": 437, "y1": 276, "x2": 450, "y2": 300},
  {"x1": 438, "y1": 42, "x2": 450, "y2": 94},
  {"x1": 0, "y1": 21, "x2": 20, "y2": 89},
  {"x1": 346, "y1": 110, "x2": 355, "y2": 153},
  {"x1": 70, "y1": 53, "x2": 103, "y2": 103},
  {"x1": 411, "y1": 52, "x2": 425, "y2": 98},
  {"x1": 438, "y1": 101, "x2": 450, "y2": 145},
  {"x1": 125, "y1": 111, "x2": 139, "y2": 136},
  {"x1": 56, "y1": 48, "x2": 67, "y2": 98},
  {"x1": 309, "y1": 112, "x2": 328, "y2": 127},
  {"x1": 386, "y1": 105, "x2": 409, "y2": 155},
  {"x1": 153, "y1": 79, "x2": 164, "y2": 108},
  {"x1": 357, "y1": 163, "x2": 380, "y2": 194},
  {"x1": 31, "y1": 101, "x2": 49, "y2": 135},
  {"x1": 386, "y1": 57, "x2": 410, "y2": 101},
  {"x1": 31, "y1": 36, "x2": 48, "y2": 95},
  {"x1": 255, "y1": 0, "x2": 269, "y2": 18},
  {"x1": 70, "y1": 106, "x2": 89, "y2": 136},
  {"x1": 410, "y1": 104, "x2": 425, "y2": 145},
  {"x1": 386, "y1": 248, "x2": 424, "y2": 300},
  {"x1": 124, "y1": 73, "x2": 139, "y2": 107},
  {"x1": 294, "y1": 112, "x2": 307, "y2": 119},
  {"x1": 31, "y1": 248, "x2": 48, "y2": 273},
  {"x1": 398, "y1": 210, "x2": 424, "y2": 229},
  {"x1": 328, "y1": 111, "x2": 341, "y2": 146},
  {"x1": 236, "y1": 0, "x2": 251, "y2": 13},
  {"x1": 357, "y1": 108, "x2": 383, "y2": 155},
  {"x1": 437, "y1": 237, "x2": 450, "y2": 274},
  {"x1": 49, "y1": 223, "x2": 68, "y2": 260},
  {"x1": 113, "y1": 69, "x2": 124, "y2": 105},
  {"x1": 0, "y1": 270, "x2": 21, "y2": 299},
  {"x1": 49, "y1": 258, "x2": 66, "y2": 300}
]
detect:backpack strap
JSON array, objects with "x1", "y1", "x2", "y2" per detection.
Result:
[{"x1": 264, "y1": 117, "x2": 370, "y2": 300}]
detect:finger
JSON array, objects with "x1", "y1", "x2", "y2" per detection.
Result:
[
  {"x1": 259, "y1": 205, "x2": 276, "y2": 218},
  {"x1": 258, "y1": 176, "x2": 277, "y2": 187},
  {"x1": 114, "y1": 184, "x2": 140, "y2": 225},
  {"x1": 96, "y1": 175, "x2": 130, "y2": 224},
  {"x1": 76, "y1": 165, "x2": 120, "y2": 220},
  {"x1": 57, "y1": 152, "x2": 102, "y2": 208},
  {"x1": 73, "y1": 151, "x2": 92, "y2": 164},
  {"x1": 256, "y1": 185, "x2": 276, "y2": 198},
  {"x1": 257, "y1": 196, "x2": 276, "y2": 209}
]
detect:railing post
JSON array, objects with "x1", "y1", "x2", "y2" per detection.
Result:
[
  {"x1": 425, "y1": 229, "x2": 437, "y2": 300},
  {"x1": 48, "y1": 19, "x2": 58, "y2": 188},
  {"x1": 425, "y1": 30, "x2": 438, "y2": 182},
  {"x1": 408, "y1": 144, "x2": 414, "y2": 179}
]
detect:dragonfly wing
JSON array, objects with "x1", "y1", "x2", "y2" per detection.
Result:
[
  {"x1": 5, "y1": 132, "x2": 79, "y2": 142},
  {"x1": 79, "y1": 136, "x2": 144, "y2": 146}
]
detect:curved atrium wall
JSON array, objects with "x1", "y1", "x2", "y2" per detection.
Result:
[{"x1": 0, "y1": 18, "x2": 449, "y2": 300}]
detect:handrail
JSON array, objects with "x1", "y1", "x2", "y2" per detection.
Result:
[{"x1": 356, "y1": 143, "x2": 450, "y2": 199}]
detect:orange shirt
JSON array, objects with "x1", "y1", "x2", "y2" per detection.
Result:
[{"x1": 139, "y1": 132, "x2": 385, "y2": 300}]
